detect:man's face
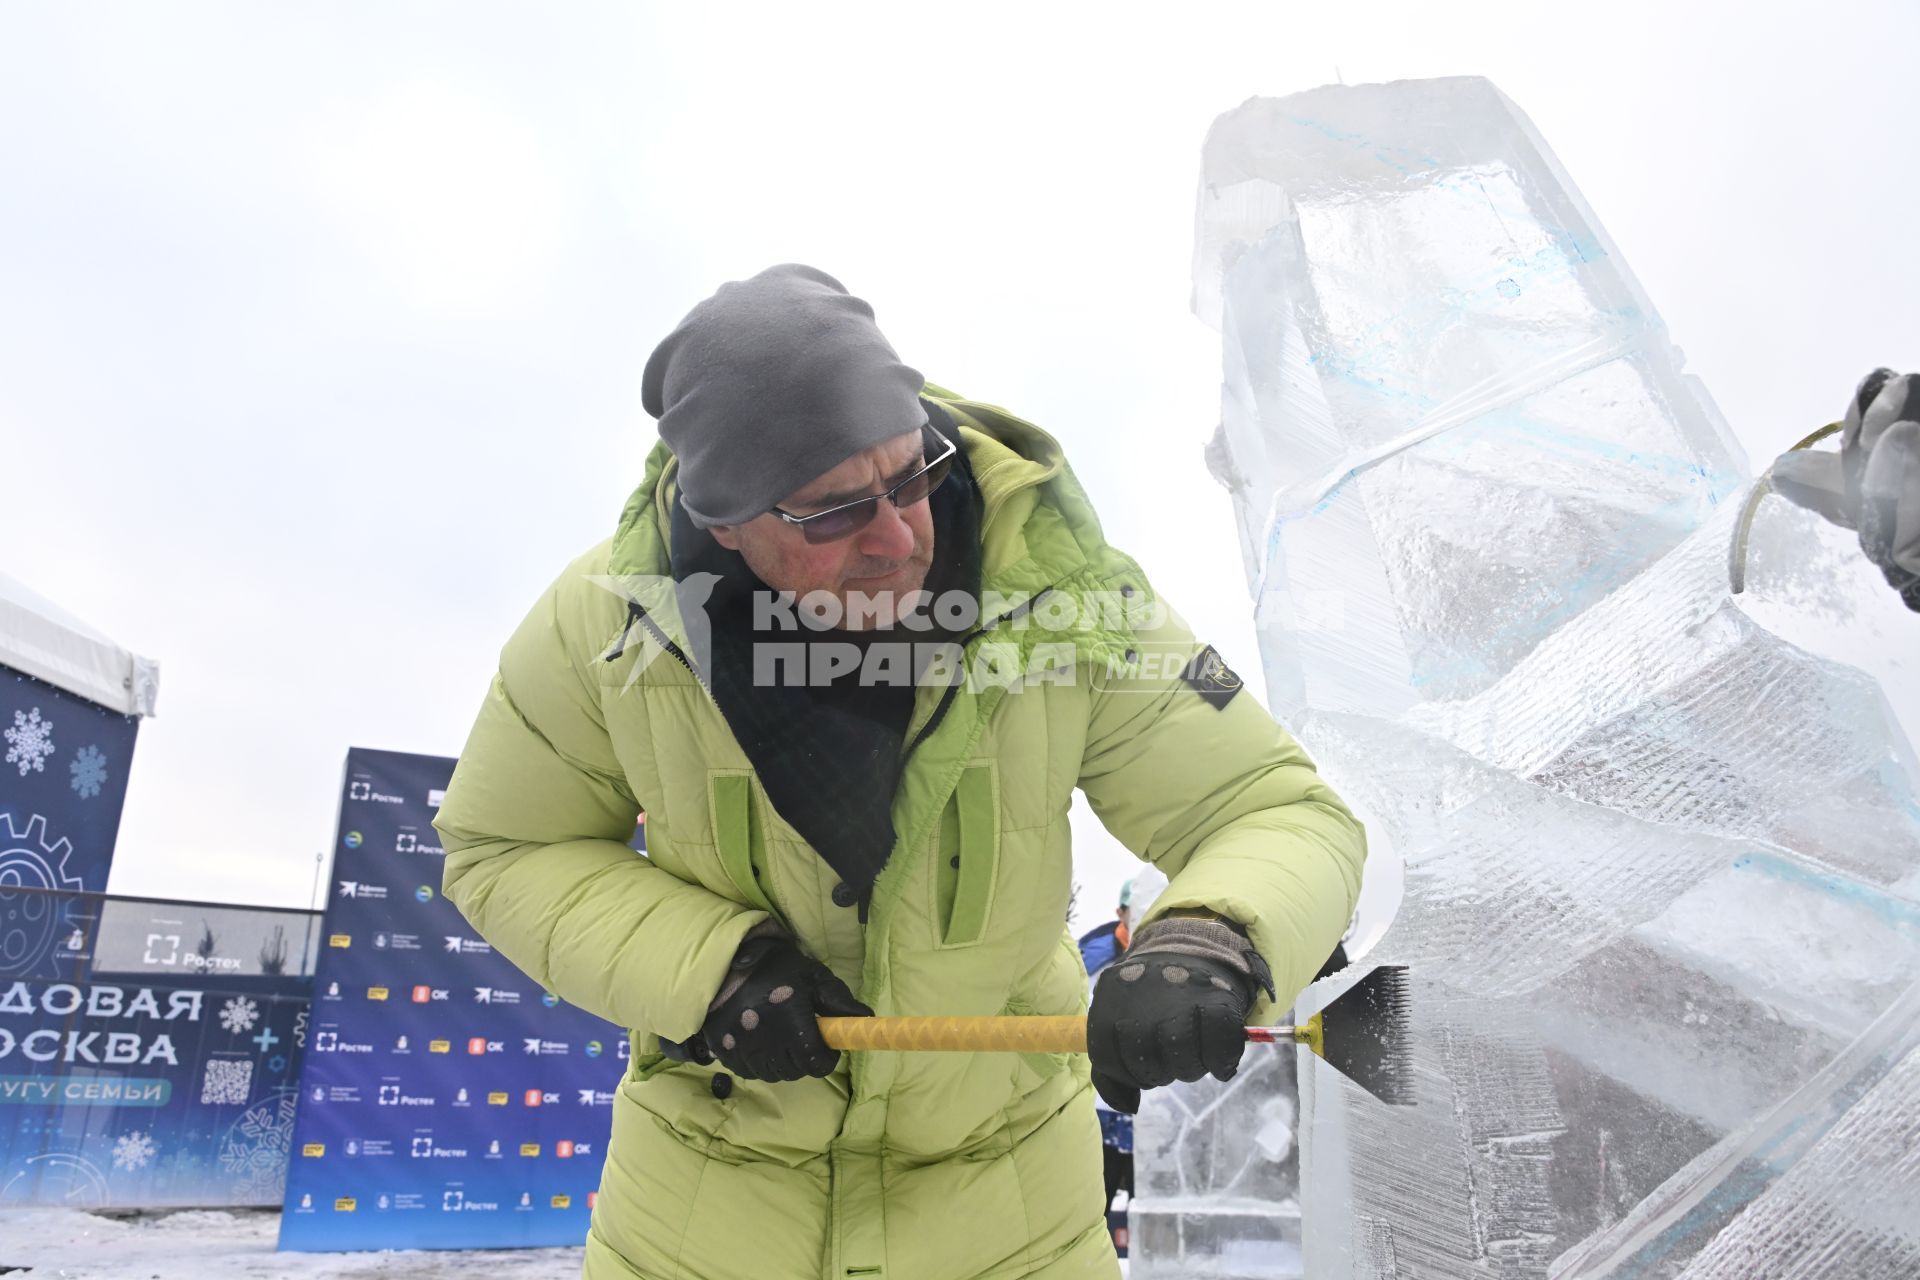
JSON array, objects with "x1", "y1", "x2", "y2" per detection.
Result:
[{"x1": 709, "y1": 428, "x2": 935, "y2": 630}]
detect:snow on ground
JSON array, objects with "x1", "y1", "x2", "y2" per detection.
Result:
[
  {"x1": 1, "y1": 1208, "x2": 1133, "y2": 1277},
  {"x1": 0, "y1": 1209, "x2": 582, "y2": 1279}
]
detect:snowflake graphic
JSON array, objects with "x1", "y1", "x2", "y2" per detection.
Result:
[
  {"x1": 217, "y1": 996, "x2": 259, "y2": 1034},
  {"x1": 4, "y1": 708, "x2": 53, "y2": 776},
  {"x1": 112, "y1": 1130, "x2": 156, "y2": 1171},
  {"x1": 201, "y1": 1057, "x2": 253, "y2": 1105},
  {"x1": 220, "y1": 1088, "x2": 297, "y2": 1202},
  {"x1": 69, "y1": 745, "x2": 108, "y2": 799}
]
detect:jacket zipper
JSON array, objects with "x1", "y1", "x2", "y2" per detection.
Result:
[
  {"x1": 603, "y1": 599, "x2": 713, "y2": 695},
  {"x1": 903, "y1": 586, "x2": 1055, "y2": 760}
]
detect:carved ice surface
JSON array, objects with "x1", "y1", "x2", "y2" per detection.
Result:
[
  {"x1": 1130, "y1": 1049, "x2": 1305, "y2": 1279},
  {"x1": 1166, "y1": 76, "x2": 1920, "y2": 1278}
]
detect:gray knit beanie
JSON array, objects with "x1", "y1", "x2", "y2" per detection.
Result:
[{"x1": 642, "y1": 264, "x2": 928, "y2": 528}]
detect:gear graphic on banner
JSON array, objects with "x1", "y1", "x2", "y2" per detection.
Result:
[{"x1": 0, "y1": 811, "x2": 83, "y2": 975}]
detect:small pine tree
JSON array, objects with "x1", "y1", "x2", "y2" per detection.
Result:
[{"x1": 259, "y1": 925, "x2": 289, "y2": 976}]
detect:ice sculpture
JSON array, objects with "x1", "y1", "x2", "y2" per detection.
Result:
[
  {"x1": 1171, "y1": 76, "x2": 1920, "y2": 1278},
  {"x1": 1130, "y1": 1048, "x2": 1305, "y2": 1278}
]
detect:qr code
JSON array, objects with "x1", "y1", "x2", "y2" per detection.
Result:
[{"x1": 201, "y1": 1057, "x2": 253, "y2": 1105}]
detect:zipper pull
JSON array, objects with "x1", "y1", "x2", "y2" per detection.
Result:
[{"x1": 603, "y1": 600, "x2": 644, "y2": 662}]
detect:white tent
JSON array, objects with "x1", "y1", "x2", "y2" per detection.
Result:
[{"x1": 0, "y1": 572, "x2": 159, "y2": 717}]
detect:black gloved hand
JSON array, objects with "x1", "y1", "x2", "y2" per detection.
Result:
[
  {"x1": 1770, "y1": 368, "x2": 1920, "y2": 610},
  {"x1": 690, "y1": 934, "x2": 872, "y2": 1082},
  {"x1": 1087, "y1": 917, "x2": 1275, "y2": 1115}
]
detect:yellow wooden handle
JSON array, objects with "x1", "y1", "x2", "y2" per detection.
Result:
[{"x1": 818, "y1": 1015, "x2": 1089, "y2": 1054}]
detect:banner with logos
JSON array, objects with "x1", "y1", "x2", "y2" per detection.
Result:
[
  {"x1": 280, "y1": 747, "x2": 634, "y2": 1250},
  {"x1": 0, "y1": 885, "x2": 319, "y2": 1208},
  {"x1": 2, "y1": 664, "x2": 142, "y2": 893}
]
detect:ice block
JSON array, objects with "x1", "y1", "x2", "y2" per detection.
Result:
[
  {"x1": 1130, "y1": 1046, "x2": 1304, "y2": 1279},
  {"x1": 1176, "y1": 75, "x2": 1920, "y2": 1279}
]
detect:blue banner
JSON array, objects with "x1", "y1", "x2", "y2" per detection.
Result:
[
  {"x1": 0, "y1": 886, "x2": 319, "y2": 1208},
  {"x1": 280, "y1": 747, "x2": 634, "y2": 1250},
  {"x1": 2, "y1": 664, "x2": 141, "y2": 895}
]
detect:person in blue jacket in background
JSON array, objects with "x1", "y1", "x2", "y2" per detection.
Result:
[{"x1": 1077, "y1": 868, "x2": 1168, "y2": 1256}]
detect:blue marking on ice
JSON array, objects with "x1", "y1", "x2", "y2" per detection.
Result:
[
  {"x1": 1731, "y1": 852, "x2": 1920, "y2": 933},
  {"x1": 1282, "y1": 114, "x2": 1441, "y2": 173}
]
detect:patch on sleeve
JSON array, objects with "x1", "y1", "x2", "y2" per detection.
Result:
[{"x1": 1181, "y1": 645, "x2": 1244, "y2": 710}]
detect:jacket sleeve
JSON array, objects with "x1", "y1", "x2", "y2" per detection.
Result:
[
  {"x1": 1076, "y1": 593, "x2": 1366, "y2": 1021},
  {"x1": 434, "y1": 543, "x2": 770, "y2": 1042}
]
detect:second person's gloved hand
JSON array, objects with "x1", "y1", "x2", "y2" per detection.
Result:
[
  {"x1": 1087, "y1": 916, "x2": 1275, "y2": 1115},
  {"x1": 698, "y1": 932, "x2": 873, "y2": 1082},
  {"x1": 1770, "y1": 368, "x2": 1920, "y2": 610}
]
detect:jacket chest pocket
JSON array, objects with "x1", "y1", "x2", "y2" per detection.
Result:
[
  {"x1": 708, "y1": 772, "x2": 781, "y2": 919},
  {"x1": 932, "y1": 763, "x2": 1000, "y2": 948}
]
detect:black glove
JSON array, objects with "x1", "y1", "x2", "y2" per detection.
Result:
[
  {"x1": 1770, "y1": 368, "x2": 1920, "y2": 610},
  {"x1": 674, "y1": 934, "x2": 872, "y2": 1082},
  {"x1": 1087, "y1": 917, "x2": 1275, "y2": 1115}
]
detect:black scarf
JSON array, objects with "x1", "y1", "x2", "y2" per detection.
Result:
[{"x1": 668, "y1": 409, "x2": 982, "y2": 917}]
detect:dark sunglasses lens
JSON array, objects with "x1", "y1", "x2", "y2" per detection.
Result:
[
  {"x1": 795, "y1": 442, "x2": 951, "y2": 544},
  {"x1": 800, "y1": 503, "x2": 876, "y2": 545},
  {"x1": 893, "y1": 454, "x2": 953, "y2": 509}
]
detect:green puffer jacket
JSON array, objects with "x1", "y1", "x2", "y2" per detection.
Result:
[{"x1": 434, "y1": 387, "x2": 1366, "y2": 1280}]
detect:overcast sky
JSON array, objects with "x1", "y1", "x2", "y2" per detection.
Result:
[{"x1": 3, "y1": 2, "x2": 1916, "y2": 932}]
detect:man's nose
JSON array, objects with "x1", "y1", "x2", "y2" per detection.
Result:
[{"x1": 856, "y1": 499, "x2": 916, "y2": 559}]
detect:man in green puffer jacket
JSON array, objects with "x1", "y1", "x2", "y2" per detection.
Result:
[{"x1": 434, "y1": 264, "x2": 1366, "y2": 1279}]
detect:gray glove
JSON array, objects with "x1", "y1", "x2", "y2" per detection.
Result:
[{"x1": 1770, "y1": 369, "x2": 1920, "y2": 610}]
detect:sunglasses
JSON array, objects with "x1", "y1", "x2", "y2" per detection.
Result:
[{"x1": 769, "y1": 427, "x2": 957, "y2": 545}]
